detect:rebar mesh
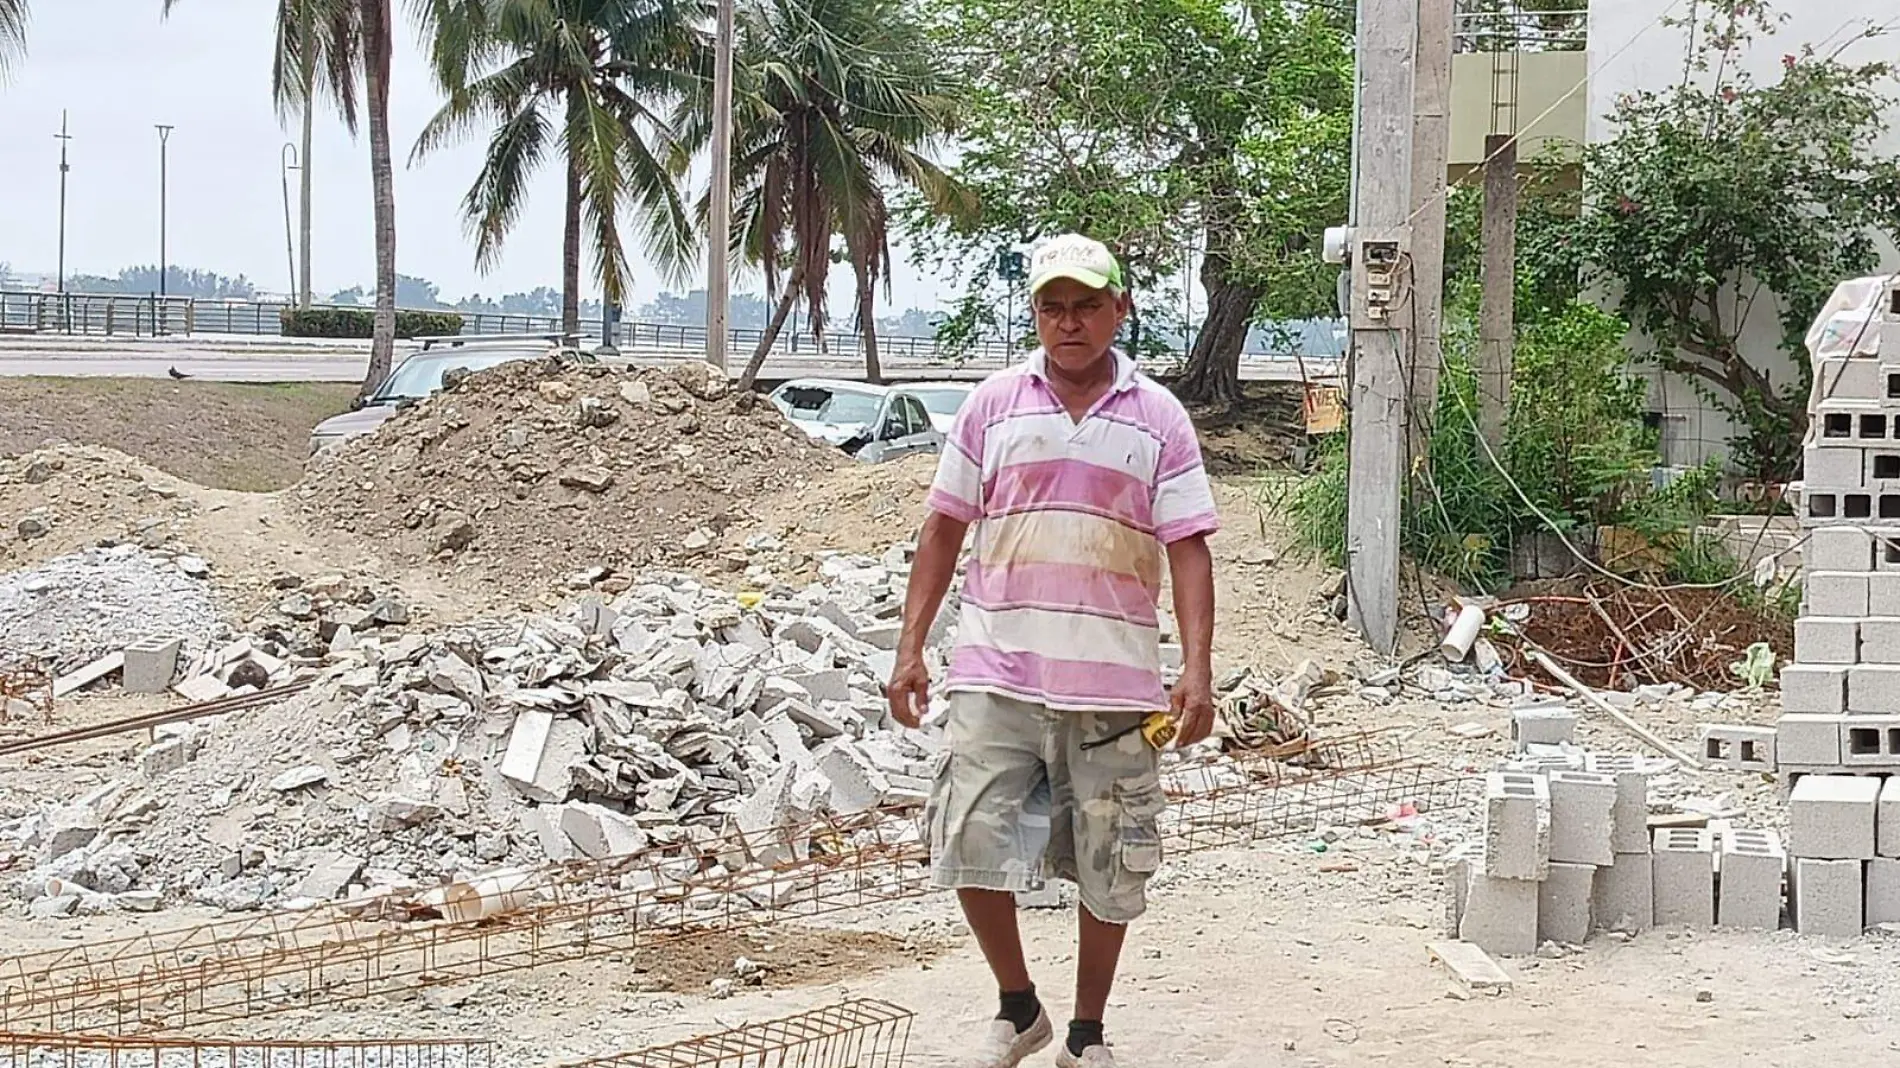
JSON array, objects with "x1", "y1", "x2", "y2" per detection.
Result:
[
  {"x1": 560, "y1": 999, "x2": 913, "y2": 1068},
  {"x1": 0, "y1": 1033, "x2": 490, "y2": 1068}
]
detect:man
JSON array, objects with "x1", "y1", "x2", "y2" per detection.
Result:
[{"x1": 886, "y1": 233, "x2": 1220, "y2": 1068}]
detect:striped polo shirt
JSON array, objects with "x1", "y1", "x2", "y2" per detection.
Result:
[{"x1": 924, "y1": 348, "x2": 1220, "y2": 712}]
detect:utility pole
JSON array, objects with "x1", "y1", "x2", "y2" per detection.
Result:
[
  {"x1": 1479, "y1": 132, "x2": 1518, "y2": 445},
  {"x1": 55, "y1": 111, "x2": 72, "y2": 293},
  {"x1": 281, "y1": 144, "x2": 300, "y2": 300},
  {"x1": 156, "y1": 124, "x2": 174, "y2": 299},
  {"x1": 1344, "y1": 0, "x2": 1419, "y2": 656},
  {"x1": 704, "y1": 0, "x2": 735, "y2": 370},
  {"x1": 1406, "y1": 0, "x2": 1453, "y2": 463}
]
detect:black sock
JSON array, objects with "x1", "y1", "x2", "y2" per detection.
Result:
[
  {"x1": 996, "y1": 985, "x2": 1041, "y2": 1034},
  {"x1": 1067, "y1": 1020, "x2": 1105, "y2": 1056}
]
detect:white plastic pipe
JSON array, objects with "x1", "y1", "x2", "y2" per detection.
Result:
[
  {"x1": 440, "y1": 869, "x2": 538, "y2": 924},
  {"x1": 1439, "y1": 603, "x2": 1486, "y2": 662}
]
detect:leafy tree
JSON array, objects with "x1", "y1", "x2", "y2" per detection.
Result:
[
  {"x1": 414, "y1": 0, "x2": 698, "y2": 337},
  {"x1": 676, "y1": 0, "x2": 966, "y2": 389},
  {"x1": 908, "y1": 0, "x2": 1352, "y2": 406},
  {"x1": 1532, "y1": 3, "x2": 1900, "y2": 482},
  {"x1": 390, "y1": 273, "x2": 447, "y2": 308}
]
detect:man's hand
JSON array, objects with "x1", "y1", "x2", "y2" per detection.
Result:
[
  {"x1": 886, "y1": 654, "x2": 930, "y2": 729},
  {"x1": 1170, "y1": 669, "x2": 1216, "y2": 747}
]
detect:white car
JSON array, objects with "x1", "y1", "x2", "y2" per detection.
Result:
[
  {"x1": 896, "y1": 382, "x2": 976, "y2": 434},
  {"x1": 768, "y1": 379, "x2": 946, "y2": 463}
]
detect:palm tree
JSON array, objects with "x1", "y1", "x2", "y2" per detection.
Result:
[
  {"x1": 414, "y1": 0, "x2": 698, "y2": 336},
  {"x1": 274, "y1": 0, "x2": 364, "y2": 311},
  {"x1": 677, "y1": 0, "x2": 966, "y2": 389},
  {"x1": 0, "y1": 0, "x2": 26, "y2": 78}
]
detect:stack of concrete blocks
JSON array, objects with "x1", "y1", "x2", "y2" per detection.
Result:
[
  {"x1": 1781, "y1": 278, "x2": 1900, "y2": 776},
  {"x1": 1782, "y1": 773, "x2": 1900, "y2": 937}
]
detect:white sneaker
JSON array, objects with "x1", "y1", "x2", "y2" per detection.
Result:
[
  {"x1": 1055, "y1": 1044, "x2": 1115, "y2": 1067},
  {"x1": 966, "y1": 1009, "x2": 1053, "y2": 1068}
]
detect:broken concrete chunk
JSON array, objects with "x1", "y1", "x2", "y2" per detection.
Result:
[
  {"x1": 294, "y1": 853, "x2": 366, "y2": 900},
  {"x1": 269, "y1": 765, "x2": 330, "y2": 793}
]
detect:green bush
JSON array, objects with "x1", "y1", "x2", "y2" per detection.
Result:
[{"x1": 280, "y1": 307, "x2": 465, "y2": 339}]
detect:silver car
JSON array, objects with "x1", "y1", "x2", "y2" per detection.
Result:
[
  {"x1": 895, "y1": 382, "x2": 975, "y2": 434},
  {"x1": 308, "y1": 335, "x2": 594, "y2": 454},
  {"x1": 768, "y1": 378, "x2": 945, "y2": 463}
]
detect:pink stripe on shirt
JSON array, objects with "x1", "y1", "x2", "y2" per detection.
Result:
[
  {"x1": 961, "y1": 559, "x2": 1160, "y2": 626},
  {"x1": 947, "y1": 645, "x2": 1169, "y2": 711},
  {"x1": 982, "y1": 458, "x2": 1155, "y2": 532}
]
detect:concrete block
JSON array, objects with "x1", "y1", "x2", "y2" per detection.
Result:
[
  {"x1": 1872, "y1": 573, "x2": 1900, "y2": 615},
  {"x1": 122, "y1": 636, "x2": 182, "y2": 694},
  {"x1": 1850, "y1": 665, "x2": 1900, "y2": 713},
  {"x1": 1583, "y1": 753, "x2": 1660, "y2": 854},
  {"x1": 1781, "y1": 665, "x2": 1848, "y2": 716},
  {"x1": 1789, "y1": 774, "x2": 1881, "y2": 860},
  {"x1": 1592, "y1": 851, "x2": 1654, "y2": 933},
  {"x1": 294, "y1": 853, "x2": 365, "y2": 901},
  {"x1": 1698, "y1": 725, "x2": 1777, "y2": 772},
  {"x1": 498, "y1": 711, "x2": 588, "y2": 803},
  {"x1": 1790, "y1": 857, "x2": 1863, "y2": 937},
  {"x1": 1805, "y1": 445, "x2": 1870, "y2": 494},
  {"x1": 1861, "y1": 619, "x2": 1900, "y2": 664},
  {"x1": 1795, "y1": 617, "x2": 1860, "y2": 665},
  {"x1": 1777, "y1": 714, "x2": 1846, "y2": 766},
  {"x1": 1459, "y1": 866, "x2": 1538, "y2": 957},
  {"x1": 1511, "y1": 707, "x2": 1577, "y2": 752},
  {"x1": 1842, "y1": 718, "x2": 1900, "y2": 766},
  {"x1": 1482, "y1": 771, "x2": 1550, "y2": 881},
  {"x1": 1652, "y1": 828, "x2": 1715, "y2": 929},
  {"x1": 1717, "y1": 828, "x2": 1785, "y2": 930},
  {"x1": 557, "y1": 802, "x2": 649, "y2": 858},
  {"x1": 1867, "y1": 857, "x2": 1900, "y2": 925},
  {"x1": 1881, "y1": 777, "x2": 1900, "y2": 858},
  {"x1": 1546, "y1": 770, "x2": 1615, "y2": 866},
  {"x1": 1809, "y1": 571, "x2": 1872, "y2": 618},
  {"x1": 1537, "y1": 861, "x2": 1595, "y2": 945}
]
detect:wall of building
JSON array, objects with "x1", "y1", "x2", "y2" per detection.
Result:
[
  {"x1": 1447, "y1": 51, "x2": 1588, "y2": 168},
  {"x1": 1586, "y1": 1, "x2": 1900, "y2": 471}
]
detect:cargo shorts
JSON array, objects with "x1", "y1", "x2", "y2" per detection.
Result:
[{"x1": 925, "y1": 689, "x2": 1166, "y2": 924}]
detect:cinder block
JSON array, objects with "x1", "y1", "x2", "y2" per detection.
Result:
[
  {"x1": 1813, "y1": 359, "x2": 1882, "y2": 403},
  {"x1": 1698, "y1": 724, "x2": 1778, "y2": 772},
  {"x1": 1537, "y1": 861, "x2": 1595, "y2": 945},
  {"x1": 1849, "y1": 666, "x2": 1900, "y2": 713},
  {"x1": 1789, "y1": 774, "x2": 1881, "y2": 860},
  {"x1": 1511, "y1": 707, "x2": 1577, "y2": 752},
  {"x1": 1842, "y1": 718, "x2": 1900, "y2": 765},
  {"x1": 1871, "y1": 573, "x2": 1900, "y2": 615},
  {"x1": 1652, "y1": 828, "x2": 1715, "y2": 929},
  {"x1": 1795, "y1": 617, "x2": 1860, "y2": 665},
  {"x1": 1546, "y1": 770, "x2": 1615, "y2": 866},
  {"x1": 1460, "y1": 866, "x2": 1538, "y2": 957},
  {"x1": 1867, "y1": 857, "x2": 1900, "y2": 925},
  {"x1": 1860, "y1": 618, "x2": 1900, "y2": 664},
  {"x1": 1482, "y1": 771, "x2": 1550, "y2": 880},
  {"x1": 1443, "y1": 844, "x2": 1481, "y2": 938},
  {"x1": 1806, "y1": 524, "x2": 1876, "y2": 572},
  {"x1": 1782, "y1": 665, "x2": 1848, "y2": 716},
  {"x1": 122, "y1": 636, "x2": 182, "y2": 694},
  {"x1": 1880, "y1": 777, "x2": 1900, "y2": 858},
  {"x1": 1592, "y1": 851, "x2": 1654, "y2": 933},
  {"x1": 1777, "y1": 714, "x2": 1846, "y2": 766},
  {"x1": 1790, "y1": 857, "x2": 1863, "y2": 937},
  {"x1": 1717, "y1": 828, "x2": 1785, "y2": 930},
  {"x1": 1809, "y1": 571, "x2": 1872, "y2": 618},
  {"x1": 1885, "y1": 318, "x2": 1900, "y2": 359},
  {"x1": 1583, "y1": 753, "x2": 1661, "y2": 854}
]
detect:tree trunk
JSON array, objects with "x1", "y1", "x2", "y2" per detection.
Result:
[
  {"x1": 359, "y1": 0, "x2": 397, "y2": 398},
  {"x1": 561, "y1": 145, "x2": 582, "y2": 338},
  {"x1": 857, "y1": 270, "x2": 882, "y2": 384},
  {"x1": 1173, "y1": 257, "x2": 1259, "y2": 409},
  {"x1": 297, "y1": 9, "x2": 315, "y2": 310},
  {"x1": 738, "y1": 264, "x2": 804, "y2": 392}
]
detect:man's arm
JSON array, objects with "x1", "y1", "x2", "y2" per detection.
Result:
[
  {"x1": 887, "y1": 510, "x2": 970, "y2": 728},
  {"x1": 1166, "y1": 534, "x2": 1216, "y2": 745}
]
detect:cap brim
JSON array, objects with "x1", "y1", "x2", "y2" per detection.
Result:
[{"x1": 1029, "y1": 267, "x2": 1114, "y2": 294}]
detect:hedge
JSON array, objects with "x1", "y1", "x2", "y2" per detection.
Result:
[{"x1": 280, "y1": 307, "x2": 466, "y2": 339}]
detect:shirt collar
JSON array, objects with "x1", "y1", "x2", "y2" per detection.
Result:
[{"x1": 1026, "y1": 347, "x2": 1139, "y2": 394}]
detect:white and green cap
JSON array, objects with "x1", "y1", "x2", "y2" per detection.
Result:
[{"x1": 1028, "y1": 233, "x2": 1125, "y2": 296}]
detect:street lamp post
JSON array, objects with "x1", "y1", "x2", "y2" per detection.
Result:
[
  {"x1": 281, "y1": 144, "x2": 301, "y2": 300},
  {"x1": 55, "y1": 111, "x2": 72, "y2": 294},
  {"x1": 155, "y1": 124, "x2": 174, "y2": 300}
]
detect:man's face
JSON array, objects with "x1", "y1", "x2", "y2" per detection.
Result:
[{"x1": 1033, "y1": 276, "x2": 1129, "y2": 377}]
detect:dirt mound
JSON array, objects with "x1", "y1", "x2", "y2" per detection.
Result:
[
  {"x1": 296, "y1": 361, "x2": 841, "y2": 590},
  {"x1": 743, "y1": 454, "x2": 935, "y2": 578},
  {"x1": 0, "y1": 446, "x2": 203, "y2": 571}
]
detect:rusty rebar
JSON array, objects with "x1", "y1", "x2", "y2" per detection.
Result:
[{"x1": 559, "y1": 998, "x2": 914, "y2": 1068}]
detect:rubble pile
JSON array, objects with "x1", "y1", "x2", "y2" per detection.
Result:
[
  {"x1": 297, "y1": 360, "x2": 842, "y2": 588},
  {"x1": 0, "y1": 545, "x2": 221, "y2": 674},
  {"x1": 0, "y1": 445, "x2": 199, "y2": 567},
  {"x1": 2, "y1": 549, "x2": 954, "y2": 918}
]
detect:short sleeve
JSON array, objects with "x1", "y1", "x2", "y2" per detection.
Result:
[
  {"x1": 1152, "y1": 403, "x2": 1219, "y2": 544},
  {"x1": 926, "y1": 396, "x2": 985, "y2": 523}
]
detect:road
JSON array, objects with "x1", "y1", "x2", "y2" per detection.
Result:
[{"x1": 0, "y1": 337, "x2": 1341, "y2": 385}]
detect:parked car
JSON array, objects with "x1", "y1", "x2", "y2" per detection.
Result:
[
  {"x1": 308, "y1": 335, "x2": 593, "y2": 454},
  {"x1": 895, "y1": 382, "x2": 975, "y2": 433},
  {"x1": 768, "y1": 378, "x2": 945, "y2": 463}
]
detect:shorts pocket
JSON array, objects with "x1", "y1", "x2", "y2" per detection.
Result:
[
  {"x1": 923, "y1": 750, "x2": 954, "y2": 854},
  {"x1": 1111, "y1": 780, "x2": 1166, "y2": 889}
]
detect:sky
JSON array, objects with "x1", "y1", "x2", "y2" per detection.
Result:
[{"x1": 0, "y1": 0, "x2": 948, "y2": 312}]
